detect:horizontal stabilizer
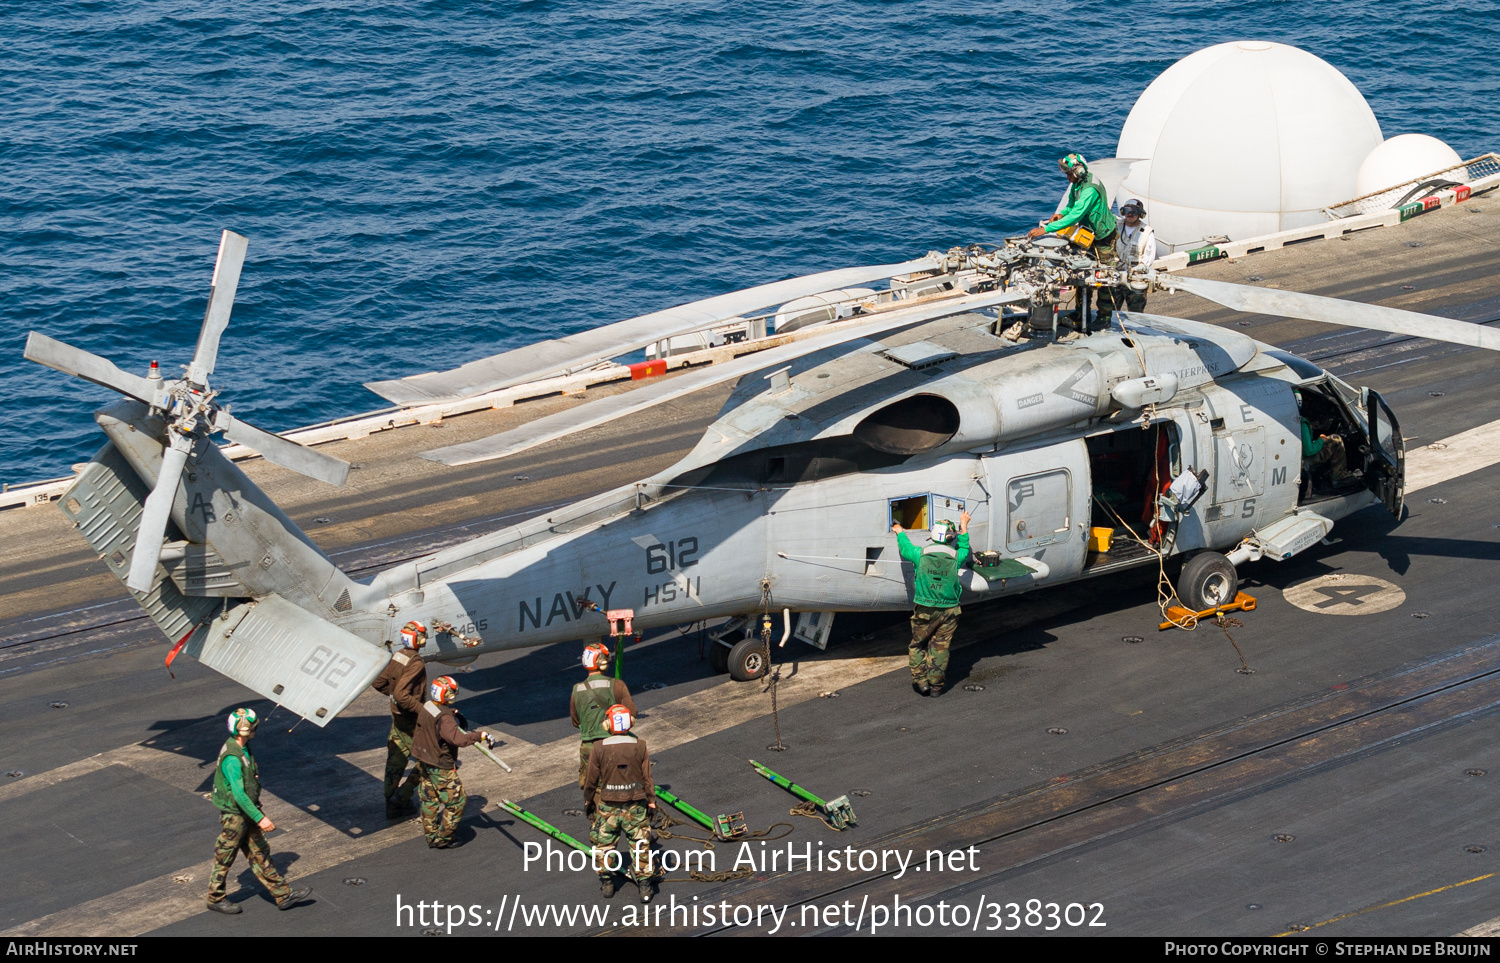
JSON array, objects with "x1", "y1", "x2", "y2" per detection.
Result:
[
  {"x1": 185, "y1": 595, "x2": 389, "y2": 726},
  {"x1": 364, "y1": 257, "x2": 943, "y2": 406},
  {"x1": 422, "y1": 288, "x2": 1026, "y2": 466}
]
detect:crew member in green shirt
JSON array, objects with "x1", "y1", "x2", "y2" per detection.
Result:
[
  {"x1": 206, "y1": 708, "x2": 312, "y2": 914},
  {"x1": 893, "y1": 510, "x2": 971, "y2": 696},
  {"x1": 1028, "y1": 153, "x2": 1120, "y2": 332},
  {"x1": 1299, "y1": 396, "x2": 1352, "y2": 486},
  {"x1": 571, "y1": 642, "x2": 637, "y2": 807}
]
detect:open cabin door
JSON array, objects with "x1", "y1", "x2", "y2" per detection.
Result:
[{"x1": 1364, "y1": 388, "x2": 1404, "y2": 518}]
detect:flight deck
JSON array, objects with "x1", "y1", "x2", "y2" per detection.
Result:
[{"x1": 2, "y1": 198, "x2": 1499, "y2": 937}]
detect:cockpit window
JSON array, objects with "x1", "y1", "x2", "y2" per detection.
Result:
[{"x1": 1327, "y1": 373, "x2": 1360, "y2": 410}]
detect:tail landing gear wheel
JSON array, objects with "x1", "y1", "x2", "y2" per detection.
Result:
[
  {"x1": 727, "y1": 637, "x2": 769, "y2": 682},
  {"x1": 708, "y1": 640, "x2": 731, "y2": 674},
  {"x1": 1179, "y1": 551, "x2": 1239, "y2": 611}
]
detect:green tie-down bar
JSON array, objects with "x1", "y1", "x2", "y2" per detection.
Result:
[
  {"x1": 749, "y1": 759, "x2": 858, "y2": 830},
  {"x1": 499, "y1": 799, "x2": 590, "y2": 853},
  {"x1": 654, "y1": 786, "x2": 747, "y2": 840}
]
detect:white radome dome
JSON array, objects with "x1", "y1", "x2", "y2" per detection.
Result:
[
  {"x1": 1354, "y1": 134, "x2": 1464, "y2": 197},
  {"x1": 1117, "y1": 41, "x2": 1383, "y2": 247}
]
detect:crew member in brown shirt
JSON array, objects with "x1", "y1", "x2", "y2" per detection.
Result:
[
  {"x1": 411, "y1": 676, "x2": 493, "y2": 849},
  {"x1": 370, "y1": 620, "x2": 428, "y2": 818},
  {"x1": 581, "y1": 703, "x2": 658, "y2": 902}
]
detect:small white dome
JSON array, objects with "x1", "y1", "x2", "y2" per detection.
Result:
[
  {"x1": 1354, "y1": 134, "x2": 1464, "y2": 197},
  {"x1": 1117, "y1": 41, "x2": 1383, "y2": 247}
]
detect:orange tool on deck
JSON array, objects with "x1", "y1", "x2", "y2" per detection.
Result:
[{"x1": 1159, "y1": 591, "x2": 1257, "y2": 631}]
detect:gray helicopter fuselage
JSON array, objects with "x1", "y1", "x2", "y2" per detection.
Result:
[
  {"x1": 26, "y1": 230, "x2": 1431, "y2": 724},
  {"x1": 371, "y1": 309, "x2": 1374, "y2": 663}
]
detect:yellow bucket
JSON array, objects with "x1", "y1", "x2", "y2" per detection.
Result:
[{"x1": 1089, "y1": 527, "x2": 1113, "y2": 553}]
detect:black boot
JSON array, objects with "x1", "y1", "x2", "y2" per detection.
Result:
[
  {"x1": 206, "y1": 899, "x2": 242, "y2": 915},
  {"x1": 637, "y1": 875, "x2": 657, "y2": 904},
  {"x1": 600, "y1": 874, "x2": 618, "y2": 898},
  {"x1": 277, "y1": 886, "x2": 313, "y2": 911}
]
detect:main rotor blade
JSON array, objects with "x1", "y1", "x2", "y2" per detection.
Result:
[
  {"x1": 223, "y1": 416, "x2": 350, "y2": 487},
  {"x1": 364, "y1": 256, "x2": 945, "y2": 407},
  {"x1": 1165, "y1": 275, "x2": 1500, "y2": 352},
  {"x1": 24, "y1": 332, "x2": 157, "y2": 404},
  {"x1": 126, "y1": 443, "x2": 189, "y2": 593},
  {"x1": 187, "y1": 230, "x2": 249, "y2": 384},
  {"x1": 422, "y1": 289, "x2": 1027, "y2": 467}
]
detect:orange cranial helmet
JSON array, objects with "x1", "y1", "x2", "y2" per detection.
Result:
[
  {"x1": 604, "y1": 703, "x2": 633, "y2": 734},
  {"x1": 400, "y1": 620, "x2": 428, "y2": 649},
  {"x1": 582, "y1": 642, "x2": 611, "y2": 671},
  {"x1": 429, "y1": 676, "x2": 458, "y2": 705}
]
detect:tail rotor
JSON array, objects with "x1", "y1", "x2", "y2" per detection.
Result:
[{"x1": 23, "y1": 229, "x2": 350, "y2": 593}]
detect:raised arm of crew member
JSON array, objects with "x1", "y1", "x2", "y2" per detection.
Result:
[{"x1": 954, "y1": 510, "x2": 972, "y2": 568}]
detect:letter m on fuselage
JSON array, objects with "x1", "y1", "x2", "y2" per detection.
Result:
[{"x1": 1272, "y1": 466, "x2": 1288, "y2": 486}]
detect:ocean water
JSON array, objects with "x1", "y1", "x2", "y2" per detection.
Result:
[{"x1": 3, "y1": 0, "x2": 1498, "y2": 484}]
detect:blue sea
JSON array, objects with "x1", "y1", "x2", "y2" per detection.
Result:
[{"x1": 3, "y1": 0, "x2": 1498, "y2": 485}]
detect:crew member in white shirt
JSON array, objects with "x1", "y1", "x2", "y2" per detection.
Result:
[{"x1": 1115, "y1": 199, "x2": 1157, "y2": 313}]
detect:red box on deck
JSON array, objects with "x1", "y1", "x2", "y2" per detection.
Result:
[{"x1": 629, "y1": 359, "x2": 668, "y2": 380}]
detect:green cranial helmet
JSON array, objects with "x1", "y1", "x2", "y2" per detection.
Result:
[
  {"x1": 1058, "y1": 153, "x2": 1089, "y2": 179},
  {"x1": 227, "y1": 707, "x2": 259, "y2": 738}
]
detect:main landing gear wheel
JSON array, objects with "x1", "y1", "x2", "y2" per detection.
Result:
[
  {"x1": 727, "y1": 637, "x2": 770, "y2": 682},
  {"x1": 708, "y1": 639, "x2": 731, "y2": 674},
  {"x1": 1179, "y1": 551, "x2": 1239, "y2": 611}
]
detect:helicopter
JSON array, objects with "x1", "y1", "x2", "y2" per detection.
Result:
[{"x1": 23, "y1": 229, "x2": 1500, "y2": 723}]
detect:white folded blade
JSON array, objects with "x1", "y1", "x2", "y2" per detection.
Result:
[
  {"x1": 423, "y1": 289, "x2": 1026, "y2": 467},
  {"x1": 223, "y1": 416, "x2": 350, "y2": 487},
  {"x1": 1168, "y1": 275, "x2": 1500, "y2": 352},
  {"x1": 364, "y1": 256, "x2": 944, "y2": 406},
  {"x1": 187, "y1": 230, "x2": 249, "y2": 384},
  {"x1": 126, "y1": 443, "x2": 189, "y2": 592},
  {"x1": 24, "y1": 332, "x2": 157, "y2": 404}
]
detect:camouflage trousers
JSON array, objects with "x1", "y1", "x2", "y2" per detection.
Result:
[
  {"x1": 578, "y1": 740, "x2": 597, "y2": 791},
  {"x1": 417, "y1": 764, "x2": 467, "y2": 845},
  {"x1": 590, "y1": 800, "x2": 654, "y2": 879},
  {"x1": 1090, "y1": 238, "x2": 1118, "y2": 329},
  {"x1": 1121, "y1": 289, "x2": 1148, "y2": 313},
  {"x1": 384, "y1": 715, "x2": 420, "y2": 807},
  {"x1": 910, "y1": 605, "x2": 960, "y2": 687},
  {"x1": 1313, "y1": 434, "x2": 1352, "y2": 481},
  {"x1": 208, "y1": 812, "x2": 290, "y2": 904}
]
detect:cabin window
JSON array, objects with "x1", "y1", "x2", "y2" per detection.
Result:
[
  {"x1": 889, "y1": 494, "x2": 929, "y2": 530},
  {"x1": 888, "y1": 493, "x2": 967, "y2": 532}
]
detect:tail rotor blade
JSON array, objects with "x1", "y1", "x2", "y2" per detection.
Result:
[
  {"x1": 223, "y1": 416, "x2": 350, "y2": 487},
  {"x1": 24, "y1": 332, "x2": 157, "y2": 404},
  {"x1": 1165, "y1": 275, "x2": 1500, "y2": 352},
  {"x1": 126, "y1": 443, "x2": 190, "y2": 593},
  {"x1": 187, "y1": 230, "x2": 249, "y2": 384}
]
